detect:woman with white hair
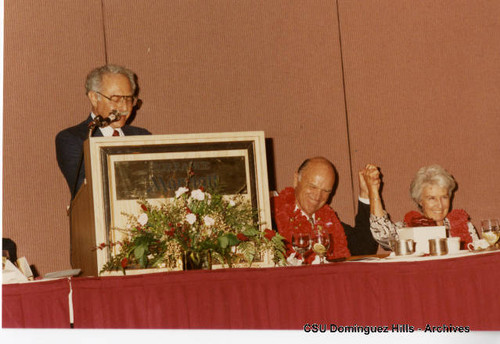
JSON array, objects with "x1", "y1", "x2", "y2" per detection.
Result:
[{"x1": 362, "y1": 164, "x2": 479, "y2": 250}]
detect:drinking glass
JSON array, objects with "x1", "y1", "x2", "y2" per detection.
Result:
[
  {"x1": 311, "y1": 230, "x2": 331, "y2": 264},
  {"x1": 291, "y1": 233, "x2": 311, "y2": 257},
  {"x1": 481, "y1": 219, "x2": 500, "y2": 249}
]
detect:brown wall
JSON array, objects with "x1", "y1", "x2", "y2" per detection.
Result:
[
  {"x1": 4, "y1": 0, "x2": 106, "y2": 275},
  {"x1": 339, "y1": 0, "x2": 500, "y2": 220},
  {"x1": 4, "y1": 0, "x2": 500, "y2": 275}
]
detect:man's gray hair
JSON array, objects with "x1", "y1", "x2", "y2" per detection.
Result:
[
  {"x1": 410, "y1": 164, "x2": 456, "y2": 205},
  {"x1": 85, "y1": 64, "x2": 137, "y2": 95}
]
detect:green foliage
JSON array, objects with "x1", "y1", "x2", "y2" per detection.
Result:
[{"x1": 99, "y1": 187, "x2": 286, "y2": 274}]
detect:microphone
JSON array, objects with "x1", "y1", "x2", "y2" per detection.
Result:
[
  {"x1": 88, "y1": 115, "x2": 104, "y2": 129},
  {"x1": 102, "y1": 111, "x2": 123, "y2": 126},
  {"x1": 88, "y1": 110, "x2": 125, "y2": 128}
]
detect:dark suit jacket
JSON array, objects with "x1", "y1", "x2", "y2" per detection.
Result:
[
  {"x1": 56, "y1": 115, "x2": 151, "y2": 198},
  {"x1": 342, "y1": 201, "x2": 379, "y2": 255}
]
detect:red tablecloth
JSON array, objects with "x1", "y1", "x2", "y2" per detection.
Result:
[
  {"x1": 70, "y1": 251, "x2": 500, "y2": 329},
  {"x1": 2, "y1": 278, "x2": 71, "y2": 328},
  {"x1": 4, "y1": 251, "x2": 500, "y2": 329}
]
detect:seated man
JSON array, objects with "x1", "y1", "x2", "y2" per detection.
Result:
[
  {"x1": 56, "y1": 64, "x2": 151, "y2": 198},
  {"x1": 273, "y1": 157, "x2": 379, "y2": 263}
]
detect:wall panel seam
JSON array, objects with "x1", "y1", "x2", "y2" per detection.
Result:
[
  {"x1": 100, "y1": 0, "x2": 109, "y2": 64},
  {"x1": 335, "y1": 0, "x2": 356, "y2": 213}
]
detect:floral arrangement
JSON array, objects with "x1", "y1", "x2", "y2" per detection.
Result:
[{"x1": 99, "y1": 170, "x2": 286, "y2": 274}]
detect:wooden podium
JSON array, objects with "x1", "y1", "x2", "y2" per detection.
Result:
[{"x1": 70, "y1": 131, "x2": 272, "y2": 276}]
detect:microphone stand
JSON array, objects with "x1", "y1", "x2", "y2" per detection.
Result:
[
  {"x1": 69, "y1": 117, "x2": 103, "y2": 200},
  {"x1": 68, "y1": 112, "x2": 122, "y2": 268},
  {"x1": 69, "y1": 111, "x2": 123, "y2": 202},
  {"x1": 68, "y1": 117, "x2": 100, "y2": 269}
]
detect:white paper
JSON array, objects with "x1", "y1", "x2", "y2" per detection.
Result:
[{"x1": 2, "y1": 259, "x2": 29, "y2": 284}]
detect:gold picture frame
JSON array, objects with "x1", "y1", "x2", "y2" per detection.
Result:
[{"x1": 71, "y1": 131, "x2": 272, "y2": 275}]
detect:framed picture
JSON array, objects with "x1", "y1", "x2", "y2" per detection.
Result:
[{"x1": 72, "y1": 131, "x2": 272, "y2": 275}]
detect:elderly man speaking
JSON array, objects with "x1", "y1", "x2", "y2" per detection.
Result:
[
  {"x1": 56, "y1": 64, "x2": 151, "y2": 199},
  {"x1": 273, "y1": 157, "x2": 379, "y2": 264}
]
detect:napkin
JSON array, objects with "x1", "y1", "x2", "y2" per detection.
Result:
[
  {"x1": 310, "y1": 255, "x2": 321, "y2": 265},
  {"x1": 287, "y1": 252, "x2": 321, "y2": 265},
  {"x1": 286, "y1": 252, "x2": 303, "y2": 266},
  {"x1": 2, "y1": 259, "x2": 29, "y2": 284}
]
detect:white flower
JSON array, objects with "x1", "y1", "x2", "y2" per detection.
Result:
[
  {"x1": 186, "y1": 213, "x2": 197, "y2": 225},
  {"x1": 138, "y1": 213, "x2": 148, "y2": 226},
  {"x1": 191, "y1": 189, "x2": 205, "y2": 201},
  {"x1": 175, "y1": 187, "x2": 189, "y2": 198},
  {"x1": 228, "y1": 199, "x2": 236, "y2": 207},
  {"x1": 203, "y1": 215, "x2": 215, "y2": 227}
]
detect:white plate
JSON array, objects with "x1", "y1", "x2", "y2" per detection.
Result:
[
  {"x1": 44, "y1": 269, "x2": 81, "y2": 279},
  {"x1": 384, "y1": 252, "x2": 425, "y2": 260}
]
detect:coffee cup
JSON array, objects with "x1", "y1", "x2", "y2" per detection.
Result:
[
  {"x1": 429, "y1": 238, "x2": 448, "y2": 256},
  {"x1": 467, "y1": 239, "x2": 489, "y2": 251},
  {"x1": 446, "y1": 237, "x2": 461, "y2": 254},
  {"x1": 389, "y1": 239, "x2": 415, "y2": 256}
]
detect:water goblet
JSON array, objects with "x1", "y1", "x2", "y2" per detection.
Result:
[
  {"x1": 481, "y1": 219, "x2": 500, "y2": 249},
  {"x1": 311, "y1": 230, "x2": 331, "y2": 264},
  {"x1": 291, "y1": 233, "x2": 311, "y2": 257}
]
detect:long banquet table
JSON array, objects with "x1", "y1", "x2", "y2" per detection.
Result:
[{"x1": 3, "y1": 251, "x2": 500, "y2": 329}]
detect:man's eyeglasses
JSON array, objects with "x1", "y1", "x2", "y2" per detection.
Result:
[{"x1": 96, "y1": 91, "x2": 137, "y2": 105}]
